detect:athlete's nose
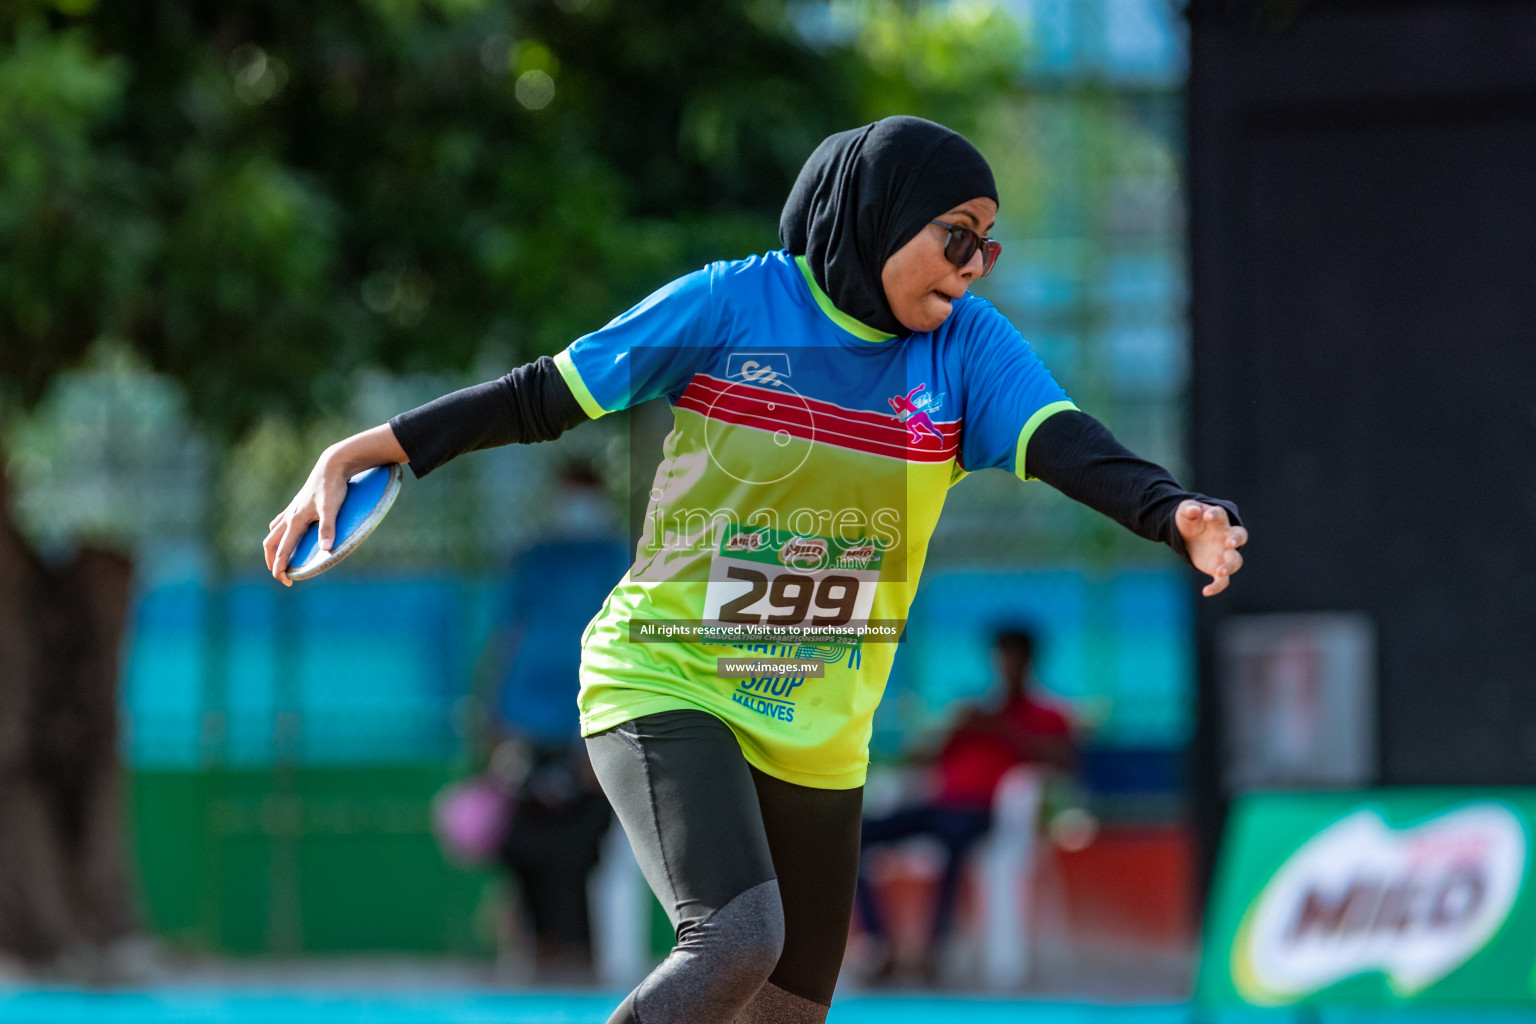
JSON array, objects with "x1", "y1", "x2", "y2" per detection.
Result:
[{"x1": 958, "y1": 244, "x2": 985, "y2": 283}]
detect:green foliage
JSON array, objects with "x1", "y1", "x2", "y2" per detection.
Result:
[
  {"x1": 833, "y1": 0, "x2": 1028, "y2": 125},
  {"x1": 0, "y1": 17, "x2": 132, "y2": 398},
  {"x1": 0, "y1": 0, "x2": 1027, "y2": 439}
]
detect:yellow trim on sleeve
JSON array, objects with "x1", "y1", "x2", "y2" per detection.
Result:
[
  {"x1": 1013, "y1": 400, "x2": 1079, "y2": 482},
  {"x1": 794, "y1": 255, "x2": 896, "y2": 343},
  {"x1": 553, "y1": 347, "x2": 610, "y2": 420}
]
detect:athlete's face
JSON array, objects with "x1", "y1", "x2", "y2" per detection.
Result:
[{"x1": 880, "y1": 196, "x2": 998, "y2": 334}]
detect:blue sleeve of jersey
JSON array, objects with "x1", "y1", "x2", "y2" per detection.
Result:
[
  {"x1": 552, "y1": 266, "x2": 718, "y2": 418},
  {"x1": 956, "y1": 299, "x2": 1076, "y2": 479}
]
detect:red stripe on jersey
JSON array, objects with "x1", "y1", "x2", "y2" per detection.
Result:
[
  {"x1": 685, "y1": 375, "x2": 959, "y2": 440},
  {"x1": 675, "y1": 374, "x2": 959, "y2": 464}
]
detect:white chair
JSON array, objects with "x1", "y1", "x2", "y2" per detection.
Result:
[
  {"x1": 973, "y1": 764, "x2": 1044, "y2": 990},
  {"x1": 589, "y1": 821, "x2": 651, "y2": 987}
]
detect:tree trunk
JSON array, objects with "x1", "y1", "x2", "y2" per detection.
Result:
[{"x1": 0, "y1": 460, "x2": 136, "y2": 965}]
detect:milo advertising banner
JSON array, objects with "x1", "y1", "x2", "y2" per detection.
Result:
[{"x1": 1198, "y1": 790, "x2": 1536, "y2": 1007}]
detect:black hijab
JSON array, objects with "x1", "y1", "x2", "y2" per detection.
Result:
[{"x1": 779, "y1": 116, "x2": 997, "y2": 337}]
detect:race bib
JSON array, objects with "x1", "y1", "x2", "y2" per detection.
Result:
[{"x1": 702, "y1": 525, "x2": 883, "y2": 629}]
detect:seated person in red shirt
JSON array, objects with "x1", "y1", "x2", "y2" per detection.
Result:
[{"x1": 855, "y1": 627, "x2": 1075, "y2": 979}]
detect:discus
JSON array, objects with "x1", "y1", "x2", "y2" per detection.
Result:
[{"x1": 286, "y1": 463, "x2": 404, "y2": 582}]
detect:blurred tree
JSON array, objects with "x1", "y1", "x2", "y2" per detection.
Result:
[{"x1": 0, "y1": 0, "x2": 1026, "y2": 966}]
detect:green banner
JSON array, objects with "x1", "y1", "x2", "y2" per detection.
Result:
[{"x1": 1198, "y1": 790, "x2": 1536, "y2": 1008}]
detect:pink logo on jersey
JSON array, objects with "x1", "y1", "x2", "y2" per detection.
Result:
[{"x1": 888, "y1": 383, "x2": 944, "y2": 445}]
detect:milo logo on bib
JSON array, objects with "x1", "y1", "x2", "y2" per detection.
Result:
[
  {"x1": 779, "y1": 537, "x2": 828, "y2": 566},
  {"x1": 724, "y1": 531, "x2": 766, "y2": 553},
  {"x1": 839, "y1": 544, "x2": 877, "y2": 568},
  {"x1": 703, "y1": 525, "x2": 883, "y2": 631}
]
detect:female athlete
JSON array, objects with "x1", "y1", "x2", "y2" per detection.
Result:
[{"x1": 265, "y1": 116, "x2": 1246, "y2": 1023}]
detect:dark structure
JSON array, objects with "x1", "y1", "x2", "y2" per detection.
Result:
[{"x1": 1188, "y1": 0, "x2": 1536, "y2": 889}]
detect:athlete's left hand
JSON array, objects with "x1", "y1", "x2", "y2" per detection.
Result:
[{"x1": 1176, "y1": 500, "x2": 1247, "y2": 597}]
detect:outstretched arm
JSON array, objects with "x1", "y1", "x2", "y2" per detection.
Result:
[
  {"x1": 1024, "y1": 410, "x2": 1248, "y2": 597},
  {"x1": 388, "y1": 355, "x2": 587, "y2": 478},
  {"x1": 262, "y1": 356, "x2": 588, "y2": 586}
]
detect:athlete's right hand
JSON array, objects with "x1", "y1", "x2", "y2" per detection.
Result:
[
  {"x1": 263, "y1": 423, "x2": 410, "y2": 586},
  {"x1": 264, "y1": 450, "x2": 349, "y2": 587}
]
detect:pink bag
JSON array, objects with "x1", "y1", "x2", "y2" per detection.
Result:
[{"x1": 432, "y1": 776, "x2": 512, "y2": 865}]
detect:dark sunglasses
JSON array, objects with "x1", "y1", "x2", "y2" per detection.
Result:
[{"x1": 930, "y1": 219, "x2": 1001, "y2": 277}]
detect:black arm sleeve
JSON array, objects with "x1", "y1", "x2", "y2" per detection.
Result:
[
  {"x1": 387, "y1": 355, "x2": 589, "y2": 479},
  {"x1": 1023, "y1": 409, "x2": 1241, "y2": 565}
]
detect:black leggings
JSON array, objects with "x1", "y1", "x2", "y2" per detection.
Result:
[{"x1": 587, "y1": 709, "x2": 862, "y2": 1024}]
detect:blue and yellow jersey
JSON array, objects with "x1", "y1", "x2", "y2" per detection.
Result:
[{"x1": 555, "y1": 249, "x2": 1074, "y2": 788}]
